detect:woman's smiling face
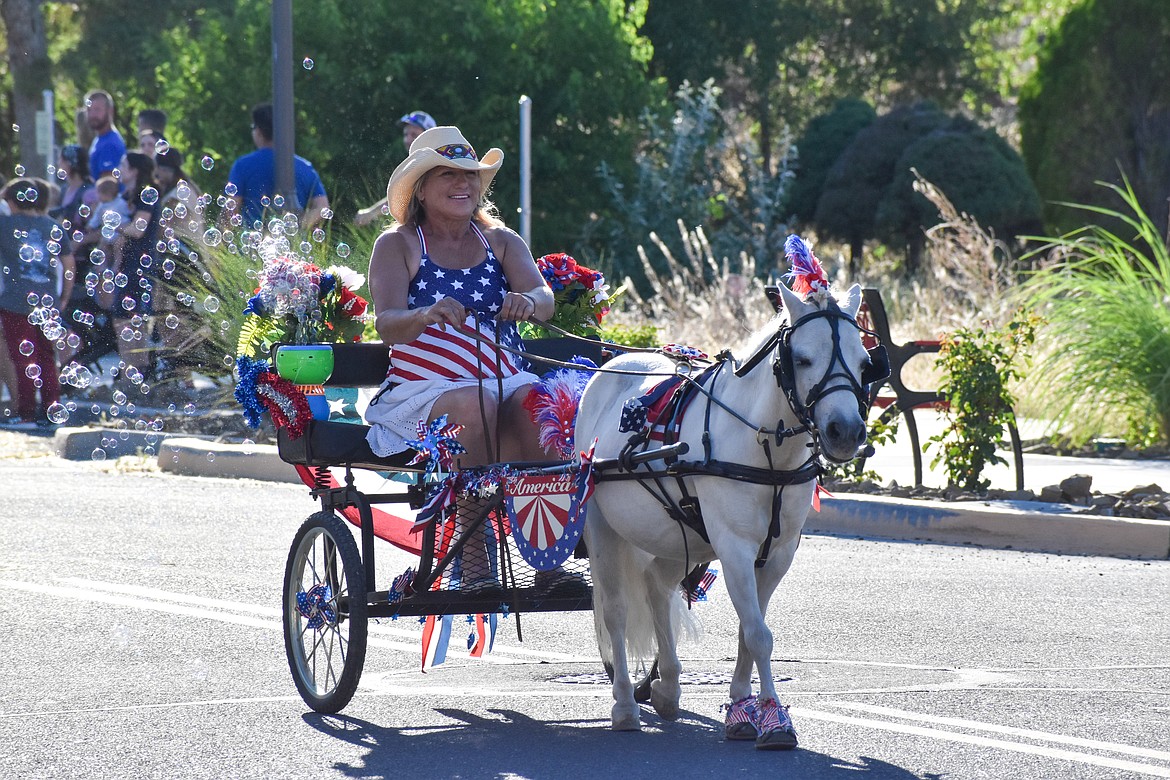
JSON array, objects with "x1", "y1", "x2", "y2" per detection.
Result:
[{"x1": 418, "y1": 167, "x2": 481, "y2": 219}]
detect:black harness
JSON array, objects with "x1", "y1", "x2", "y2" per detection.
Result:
[{"x1": 615, "y1": 300, "x2": 889, "y2": 568}]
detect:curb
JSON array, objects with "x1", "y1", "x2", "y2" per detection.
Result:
[
  {"x1": 150, "y1": 438, "x2": 1170, "y2": 560},
  {"x1": 808, "y1": 494, "x2": 1170, "y2": 560},
  {"x1": 157, "y1": 437, "x2": 303, "y2": 484},
  {"x1": 53, "y1": 426, "x2": 214, "y2": 460}
]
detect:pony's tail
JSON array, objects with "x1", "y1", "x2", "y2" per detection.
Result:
[{"x1": 591, "y1": 546, "x2": 701, "y2": 666}]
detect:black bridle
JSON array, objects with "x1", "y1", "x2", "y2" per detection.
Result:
[{"x1": 731, "y1": 299, "x2": 889, "y2": 459}]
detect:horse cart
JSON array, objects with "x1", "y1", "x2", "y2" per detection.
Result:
[{"x1": 276, "y1": 267, "x2": 887, "y2": 749}]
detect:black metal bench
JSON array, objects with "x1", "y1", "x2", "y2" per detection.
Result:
[{"x1": 855, "y1": 288, "x2": 1024, "y2": 490}]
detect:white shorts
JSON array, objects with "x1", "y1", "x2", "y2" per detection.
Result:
[{"x1": 364, "y1": 372, "x2": 539, "y2": 457}]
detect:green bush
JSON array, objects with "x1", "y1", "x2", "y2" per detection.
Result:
[
  {"x1": 1020, "y1": 179, "x2": 1170, "y2": 445},
  {"x1": 927, "y1": 310, "x2": 1039, "y2": 492}
]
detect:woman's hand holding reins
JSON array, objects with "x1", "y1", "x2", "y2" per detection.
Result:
[
  {"x1": 498, "y1": 291, "x2": 538, "y2": 322},
  {"x1": 422, "y1": 296, "x2": 471, "y2": 330}
]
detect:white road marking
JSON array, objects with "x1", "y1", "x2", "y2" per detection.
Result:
[
  {"x1": 824, "y1": 701, "x2": 1170, "y2": 762},
  {"x1": 0, "y1": 578, "x2": 593, "y2": 664},
  {"x1": 792, "y1": 707, "x2": 1170, "y2": 778}
]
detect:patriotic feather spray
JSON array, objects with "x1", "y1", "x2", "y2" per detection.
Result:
[
  {"x1": 783, "y1": 234, "x2": 830, "y2": 302},
  {"x1": 523, "y1": 357, "x2": 598, "y2": 459}
]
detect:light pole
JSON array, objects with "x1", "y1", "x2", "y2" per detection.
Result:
[{"x1": 519, "y1": 95, "x2": 532, "y2": 248}]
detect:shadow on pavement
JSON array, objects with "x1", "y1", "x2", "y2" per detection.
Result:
[{"x1": 304, "y1": 707, "x2": 943, "y2": 779}]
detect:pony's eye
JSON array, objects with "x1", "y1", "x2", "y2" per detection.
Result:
[{"x1": 795, "y1": 357, "x2": 812, "y2": 368}]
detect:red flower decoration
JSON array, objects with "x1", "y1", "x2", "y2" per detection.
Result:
[{"x1": 338, "y1": 286, "x2": 368, "y2": 318}]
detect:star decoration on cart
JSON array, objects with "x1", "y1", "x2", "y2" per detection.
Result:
[{"x1": 406, "y1": 414, "x2": 467, "y2": 478}]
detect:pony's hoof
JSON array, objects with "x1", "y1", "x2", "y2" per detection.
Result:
[
  {"x1": 755, "y1": 728, "x2": 798, "y2": 750},
  {"x1": 722, "y1": 696, "x2": 759, "y2": 741},
  {"x1": 611, "y1": 714, "x2": 642, "y2": 732},
  {"x1": 725, "y1": 722, "x2": 758, "y2": 741},
  {"x1": 612, "y1": 703, "x2": 641, "y2": 731},
  {"x1": 650, "y1": 679, "x2": 680, "y2": 721},
  {"x1": 754, "y1": 698, "x2": 798, "y2": 750}
]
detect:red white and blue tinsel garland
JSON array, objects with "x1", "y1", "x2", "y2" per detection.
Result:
[
  {"x1": 783, "y1": 234, "x2": 830, "y2": 300},
  {"x1": 522, "y1": 356, "x2": 597, "y2": 460},
  {"x1": 234, "y1": 354, "x2": 312, "y2": 438}
]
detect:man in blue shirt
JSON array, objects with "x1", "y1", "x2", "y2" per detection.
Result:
[
  {"x1": 225, "y1": 103, "x2": 330, "y2": 229},
  {"x1": 84, "y1": 90, "x2": 126, "y2": 179}
]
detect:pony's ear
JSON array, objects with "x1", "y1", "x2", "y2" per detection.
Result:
[
  {"x1": 764, "y1": 285, "x2": 784, "y2": 312},
  {"x1": 841, "y1": 283, "x2": 862, "y2": 317},
  {"x1": 778, "y1": 282, "x2": 810, "y2": 316}
]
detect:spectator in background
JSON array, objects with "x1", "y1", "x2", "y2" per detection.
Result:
[
  {"x1": 154, "y1": 148, "x2": 204, "y2": 244},
  {"x1": 153, "y1": 147, "x2": 204, "y2": 378},
  {"x1": 138, "y1": 127, "x2": 167, "y2": 159},
  {"x1": 50, "y1": 144, "x2": 94, "y2": 232},
  {"x1": 354, "y1": 110, "x2": 437, "y2": 226},
  {"x1": 0, "y1": 178, "x2": 76, "y2": 426},
  {"x1": 84, "y1": 174, "x2": 133, "y2": 255},
  {"x1": 84, "y1": 90, "x2": 126, "y2": 179},
  {"x1": 136, "y1": 108, "x2": 167, "y2": 137},
  {"x1": 224, "y1": 103, "x2": 329, "y2": 230},
  {"x1": 108, "y1": 152, "x2": 160, "y2": 373}
]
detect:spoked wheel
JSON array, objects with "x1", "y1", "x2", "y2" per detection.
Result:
[{"x1": 283, "y1": 511, "x2": 368, "y2": 713}]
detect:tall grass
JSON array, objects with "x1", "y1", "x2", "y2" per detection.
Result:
[
  {"x1": 1019, "y1": 179, "x2": 1170, "y2": 445},
  {"x1": 161, "y1": 218, "x2": 377, "y2": 387},
  {"x1": 606, "y1": 220, "x2": 777, "y2": 353}
]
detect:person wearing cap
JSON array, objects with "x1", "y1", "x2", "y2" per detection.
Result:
[
  {"x1": 364, "y1": 125, "x2": 559, "y2": 593},
  {"x1": 0, "y1": 178, "x2": 76, "y2": 426},
  {"x1": 353, "y1": 110, "x2": 437, "y2": 227}
]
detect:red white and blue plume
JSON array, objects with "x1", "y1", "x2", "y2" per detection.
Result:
[
  {"x1": 522, "y1": 357, "x2": 597, "y2": 460},
  {"x1": 783, "y1": 234, "x2": 830, "y2": 300}
]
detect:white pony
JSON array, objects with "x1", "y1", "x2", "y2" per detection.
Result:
[{"x1": 575, "y1": 276, "x2": 880, "y2": 749}]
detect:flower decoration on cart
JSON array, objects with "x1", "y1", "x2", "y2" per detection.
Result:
[
  {"x1": 236, "y1": 256, "x2": 369, "y2": 358},
  {"x1": 519, "y1": 253, "x2": 621, "y2": 339},
  {"x1": 233, "y1": 254, "x2": 370, "y2": 437}
]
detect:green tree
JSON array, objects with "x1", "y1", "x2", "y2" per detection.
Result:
[
  {"x1": 1, "y1": 0, "x2": 52, "y2": 176},
  {"x1": 51, "y1": 0, "x2": 657, "y2": 253},
  {"x1": 594, "y1": 80, "x2": 794, "y2": 284},
  {"x1": 642, "y1": 0, "x2": 1020, "y2": 170},
  {"x1": 875, "y1": 128, "x2": 1043, "y2": 273},
  {"x1": 813, "y1": 102, "x2": 949, "y2": 268},
  {"x1": 1019, "y1": 0, "x2": 1170, "y2": 237},
  {"x1": 789, "y1": 98, "x2": 875, "y2": 225}
]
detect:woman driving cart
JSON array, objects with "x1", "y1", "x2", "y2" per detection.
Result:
[{"x1": 364, "y1": 125, "x2": 558, "y2": 595}]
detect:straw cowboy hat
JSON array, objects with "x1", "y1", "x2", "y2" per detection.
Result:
[{"x1": 386, "y1": 126, "x2": 503, "y2": 224}]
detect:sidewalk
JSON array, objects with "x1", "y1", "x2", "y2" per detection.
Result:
[{"x1": 127, "y1": 408, "x2": 1169, "y2": 561}]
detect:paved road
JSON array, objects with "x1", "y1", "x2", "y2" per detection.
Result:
[{"x1": 2, "y1": 456, "x2": 1168, "y2": 779}]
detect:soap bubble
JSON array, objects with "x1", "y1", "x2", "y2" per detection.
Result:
[
  {"x1": 91, "y1": 448, "x2": 107, "y2": 461},
  {"x1": 140, "y1": 186, "x2": 159, "y2": 205},
  {"x1": 25, "y1": 364, "x2": 41, "y2": 379},
  {"x1": 46, "y1": 403, "x2": 69, "y2": 424},
  {"x1": 201, "y1": 155, "x2": 215, "y2": 171},
  {"x1": 302, "y1": 57, "x2": 314, "y2": 70},
  {"x1": 202, "y1": 228, "x2": 222, "y2": 247},
  {"x1": 18, "y1": 340, "x2": 33, "y2": 356},
  {"x1": 203, "y1": 295, "x2": 220, "y2": 313}
]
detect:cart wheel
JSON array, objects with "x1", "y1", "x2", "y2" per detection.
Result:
[{"x1": 284, "y1": 510, "x2": 368, "y2": 713}]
